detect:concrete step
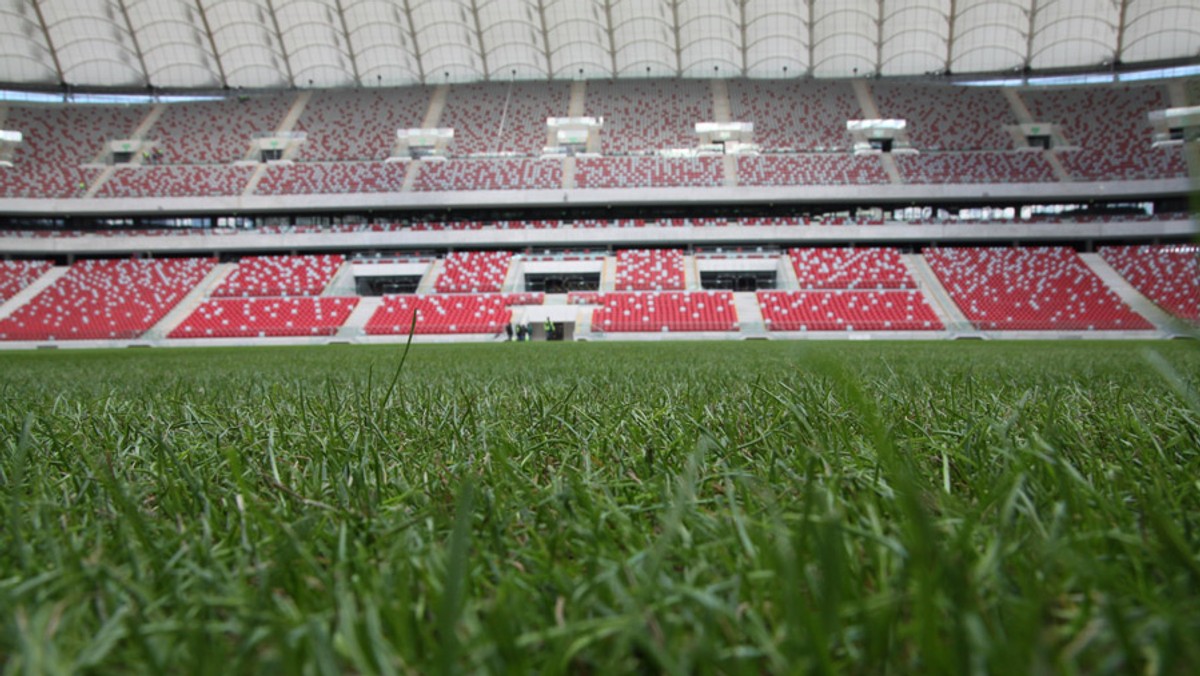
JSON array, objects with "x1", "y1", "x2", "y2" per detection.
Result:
[
  {"x1": 600, "y1": 256, "x2": 617, "y2": 291},
  {"x1": 0, "y1": 266, "x2": 69, "y2": 321},
  {"x1": 417, "y1": 259, "x2": 444, "y2": 293},
  {"x1": 1079, "y1": 252, "x2": 1180, "y2": 335},
  {"x1": 145, "y1": 262, "x2": 236, "y2": 339},
  {"x1": 338, "y1": 296, "x2": 383, "y2": 337},
  {"x1": 902, "y1": 253, "x2": 974, "y2": 333},
  {"x1": 733, "y1": 291, "x2": 767, "y2": 337}
]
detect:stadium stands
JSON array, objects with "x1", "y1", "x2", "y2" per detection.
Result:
[
  {"x1": 587, "y1": 79, "x2": 712, "y2": 153},
  {"x1": 213, "y1": 254, "x2": 344, "y2": 297},
  {"x1": 169, "y1": 296, "x2": 358, "y2": 338},
  {"x1": 98, "y1": 165, "x2": 255, "y2": 198},
  {"x1": 435, "y1": 251, "x2": 513, "y2": 293},
  {"x1": 924, "y1": 246, "x2": 1153, "y2": 330},
  {"x1": 586, "y1": 291, "x2": 738, "y2": 332},
  {"x1": 788, "y1": 248, "x2": 916, "y2": 289},
  {"x1": 615, "y1": 249, "x2": 686, "y2": 291},
  {"x1": 365, "y1": 294, "x2": 513, "y2": 335},
  {"x1": 894, "y1": 152, "x2": 1057, "y2": 184},
  {"x1": 1099, "y1": 245, "x2": 1200, "y2": 321},
  {"x1": 728, "y1": 80, "x2": 859, "y2": 151},
  {"x1": 0, "y1": 104, "x2": 142, "y2": 198},
  {"x1": 0, "y1": 259, "x2": 53, "y2": 302},
  {"x1": 1021, "y1": 85, "x2": 1185, "y2": 181},
  {"x1": 440, "y1": 83, "x2": 569, "y2": 155},
  {"x1": 757, "y1": 290, "x2": 943, "y2": 331},
  {"x1": 255, "y1": 162, "x2": 406, "y2": 195},
  {"x1": 414, "y1": 159, "x2": 562, "y2": 191},
  {"x1": 149, "y1": 94, "x2": 294, "y2": 164},
  {"x1": 738, "y1": 155, "x2": 888, "y2": 186},
  {"x1": 293, "y1": 88, "x2": 429, "y2": 161},
  {"x1": 870, "y1": 83, "x2": 1014, "y2": 150},
  {"x1": 575, "y1": 157, "x2": 723, "y2": 188},
  {"x1": 0, "y1": 257, "x2": 214, "y2": 340}
]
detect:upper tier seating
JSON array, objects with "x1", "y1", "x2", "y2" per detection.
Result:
[
  {"x1": 757, "y1": 290, "x2": 943, "y2": 331},
  {"x1": 0, "y1": 257, "x2": 214, "y2": 340},
  {"x1": 1021, "y1": 85, "x2": 1186, "y2": 181},
  {"x1": 587, "y1": 80, "x2": 712, "y2": 154},
  {"x1": 728, "y1": 80, "x2": 860, "y2": 151},
  {"x1": 738, "y1": 155, "x2": 888, "y2": 185},
  {"x1": 894, "y1": 152, "x2": 1057, "y2": 184},
  {"x1": 871, "y1": 83, "x2": 1015, "y2": 150},
  {"x1": 435, "y1": 251, "x2": 513, "y2": 293},
  {"x1": 169, "y1": 296, "x2": 358, "y2": 338},
  {"x1": 414, "y1": 159, "x2": 562, "y2": 191},
  {"x1": 0, "y1": 104, "x2": 142, "y2": 198},
  {"x1": 212, "y1": 254, "x2": 344, "y2": 297},
  {"x1": 98, "y1": 165, "x2": 254, "y2": 198},
  {"x1": 364, "y1": 294, "x2": 513, "y2": 335},
  {"x1": 255, "y1": 162, "x2": 406, "y2": 195},
  {"x1": 789, "y1": 248, "x2": 916, "y2": 289},
  {"x1": 1099, "y1": 245, "x2": 1200, "y2": 321},
  {"x1": 293, "y1": 88, "x2": 429, "y2": 161},
  {"x1": 924, "y1": 246, "x2": 1152, "y2": 330},
  {"x1": 149, "y1": 94, "x2": 294, "y2": 164},
  {"x1": 575, "y1": 157, "x2": 723, "y2": 188},
  {"x1": 586, "y1": 291, "x2": 738, "y2": 332},
  {"x1": 440, "y1": 83, "x2": 569, "y2": 155},
  {"x1": 0, "y1": 259, "x2": 53, "y2": 302},
  {"x1": 615, "y1": 249, "x2": 685, "y2": 291}
]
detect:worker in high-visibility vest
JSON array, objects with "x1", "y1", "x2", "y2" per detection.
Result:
[{"x1": 544, "y1": 317, "x2": 554, "y2": 341}]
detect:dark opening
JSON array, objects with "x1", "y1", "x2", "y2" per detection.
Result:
[
  {"x1": 356, "y1": 275, "x2": 422, "y2": 296},
  {"x1": 1026, "y1": 134, "x2": 1052, "y2": 150}
]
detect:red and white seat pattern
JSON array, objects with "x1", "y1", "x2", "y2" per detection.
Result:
[
  {"x1": 924, "y1": 246, "x2": 1152, "y2": 330},
  {"x1": 575, "y1": 157, "x2": 723, "y2": 188},
  {"x1": 757, "y1": 290, "x2": 943, "y2": 331},
  {"x1": 1021, "y1": 85, "x2": 1185, "y2": 181},
  {"x1": 98, "y1": 165, "x2": 255, "y2": 198},
  {"x1": 1099, "y1": 245, "x2": 1199, "y2": 321},
  {"x1": 738, "y1": 155, "x2": 888, "y2": 186},
  {"x1": 169, "y1": 297, "x2": 358, "y2": 338},
  {"x1": 435, "y1": 251, "x2": 513, "y2": 293},
  {"x1": 727, "y1": 80, "x2": 859, "y2": 151},
  {"x1": 871, "y1": 83, "x2": 1014, "y2": 150},
  {"x1": 212, "y1": 255, "x2": 344, "y2": 297},
  {"x1": 0, "y1": 257, "x2": 215, "y2": 341},
  {"x1": 789, "y1": 248, "x2": 916, "y2": 289},
  {"x1": 149, "y1": 94, "x2": 294, "y2": 164},
  {"x1": 365, "y1": 294, "x2": 513, "y2": 335},
  {"x1": 293, "y1": 89, "x2": 429, "y2": 161},
  {"x1": 615, "y1": 249, "x2": 685, "y2": 291},
  {"x1": 256, "y1": 162, "x2": 406, "y2": 194},
  {"x1": 0, "y1": 104, "x2": 142, "y2": 198},
  {"x1": 440, "y1": 83, "x2": 569, "y2": 155},
  {"x1": 895, "y1": 152, "x2": 1057, "y2": 184},
  {"x1": 587, "y1": 79, "x2": 712, "y2": 154},
  {"x1": 0, "y1": 259, "x2": 53, "y2": 302},
  {"x1": 586, "y1": 291, "x2": 738, "y2": 332},
  {"x1": 414, "y1": 159, "x2": 562, "y2": 191}
]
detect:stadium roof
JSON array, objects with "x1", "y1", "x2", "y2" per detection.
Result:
[{"x1": 1, "y1": 0, "x2": 1198, "y2": 90}]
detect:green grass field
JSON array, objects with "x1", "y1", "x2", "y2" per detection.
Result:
[{"x1": 2, "y1": 341, "x2": 1199, "y2": 674}]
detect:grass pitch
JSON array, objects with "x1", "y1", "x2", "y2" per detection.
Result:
[{"x1": 2, "y1": 341, "x2": 1199, "y2": 674}]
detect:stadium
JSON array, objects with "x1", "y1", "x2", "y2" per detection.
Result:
[{"x1": 1, "y1": 0, "x2": 1199, "y2": 672}]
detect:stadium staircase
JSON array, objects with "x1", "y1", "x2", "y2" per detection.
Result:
[
  {"x1": 323, "y1": 261, "x2": 357, "y2": 296},
  {"x1": 1002, "y1": 90, "x2": 1071, "y2": 182},
  {"x1": 416, "y1": 260, "x2": 444, "y2": 293},
  {"x1": 600, "y1": 256, "x2": 617, "y2": 291},
  {"x1": 144, "y1": 262, "x2": 236, "y2": 339},
  {"x1": 337, "y1": 296, "x2": 384, "y2": 338},
  {"x1": 902, "y1": 253, "x2": 973, "y2": 333},
  {"x1": 0, "y1": 266, "x2": 67, "y2": 321},
  {"x1": 683, "y1": 255, "x2": 700, "y2": 290},
  {"x1": 85, "y1": 104, "x2": 168, "y2": 198},
  {"x1": 1078, "y1": 253, "x2": 1179, "y2": 334},
  {"x1": 734, "y1": 293, "x2": 767, "y2": 338}
]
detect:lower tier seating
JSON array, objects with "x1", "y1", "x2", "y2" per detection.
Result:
[
  {"x1": 615, "y1": 249, "x2": 686, "y2": 291},
  {"x1": 1099, "y1": 245, "x2": 1199, "y2": 321},
  {"x1": 0, "y1": 259, "x2": 53, "y2": 302},
  {"x1": 212, "y1": 254, "x2": 345, "y2": 297},
  {"x1": 0, "y1": 257, "x2": 215, "y2": 340},
  {"x1": 757, "y1": 290, "x2": 943, "y2": 331},
  {"x1": 169, "y1": 297, "x2": 359, "y2": 338},
  {"x1": 435, "y1": 251, "x2": 513, "y2": 293},
  {"x1": 365, "y1": 294, "x2": 514, "y2": 335},
  {"x1": 924, "y1": 246, "x2": 1152, "y2": 330},
  {"x1": 586, "y1": 291, "x2": 738, "y2": 332},
  {"x1": 789, "y1": 247, "x2": 916, "y2": 289}
]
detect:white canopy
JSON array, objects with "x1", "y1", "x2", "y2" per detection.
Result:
[{"x1": 0, "y1": 0, "x2": 1197, "y2": 89}]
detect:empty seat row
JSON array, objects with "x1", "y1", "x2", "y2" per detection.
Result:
[
  {"x1": 758, "y1": 290, "x2": 943, "y2": 331},
  {"x1": 0, "y1": 259, "x2": 53, "y2": 303},
  {"x1": 170, "y1": 297, "x2": 358, "y2": 338},
  {"x1": 575, "y1": 157, "x2": 724, "y2": 189},
  {"x1": 615, "y1": 249, "x2": 685, "y2": 291},
  {"x1": 365, "y1": 294, "x2": 514, "y2": 335},
  {"x1": 586, "y1": 291, "x2": 738, "y2": 332},
  {"x1": 788, "y1": 248, "x2": 916, "y2": 289},
  {"x1": 435, "y1": 251, "x2": 513, "y2": 293},
  {"x1": 213, "y1": 254, "x2": 345, "y2": 297},
  {"x1": 1099, "y1": 245, "x2": 1199, "y2": 322},
  {"x1": 414, "y1": 159, "x2": 562, "y2": 191}
]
